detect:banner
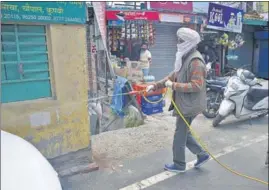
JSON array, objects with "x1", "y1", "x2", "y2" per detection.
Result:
[
  {"x1": 149, "y1": 2, "x2": 193, "y2": 12},
  {"x1": 92, "y1": 2, "x2": 106, "y2": 47},
  {"x1": 0, "y1": 2, "x2": 86, "y2": 24},
  {"x1": 106, "y1": 10, "x2": 159, "y2": 21},
  {"x1": 207, "y1": 3, "x2": 244, "y2": 33}
]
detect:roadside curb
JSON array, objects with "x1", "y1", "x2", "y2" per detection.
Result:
[{"x1": 49, "y1": 148, "x2": 99, "y2": 177}]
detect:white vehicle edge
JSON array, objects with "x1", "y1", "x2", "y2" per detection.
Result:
[{"x1": 1, "y1": 130, "x2": 62, "y2": 190}]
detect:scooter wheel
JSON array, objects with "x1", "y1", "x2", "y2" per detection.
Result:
[
  {"x1": 203, "y1": 90, "x2": 222, "y2": 119},
  {"x1": 202, "y1": 110, "x2": 218, "y2": 119},
  {"x1": 212, "y1": 114, "x2": 223, "y2": 127}
]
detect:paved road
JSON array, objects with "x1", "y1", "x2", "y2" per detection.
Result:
[
  {"x1": 144, "y1": 141, "x2": 268, "y2": 190},
  {"x1": 61, "y1": 116, "x2": 268, "y2": 190}
]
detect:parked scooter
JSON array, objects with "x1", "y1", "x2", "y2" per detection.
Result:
[
  {"x1": 212, "y1": 69, "x2": 268, "y2": 127},
  {"x1": 203, "y1": 64, "x2": 253, "y2": 118}
]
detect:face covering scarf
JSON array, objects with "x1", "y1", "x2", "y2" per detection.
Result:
[{"x1": 174, "y1": 28, "x2": 201, "y2": 72}]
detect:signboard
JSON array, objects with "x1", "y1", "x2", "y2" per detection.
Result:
[
  {"x1": 159, "y1": 13, "x2": 184, "y2": 23},
  {"x1": 183, "y1": 15, "x2": 204, "y2": 24},
  {"x1": 107, "y1": 20, "x2": 124, "y2": 27},
  {"x1": 149, "y1": 2, "x2": 193, "y2": 12},
  {"x1": 92, "y1": 2, "x2": 107, "y2": 47},
  {"x1": 106, "y1": 10, "x2": 159, "y2": 21},
  {"x1": 0, "y1": 2, "x2": 86, "y2": 24},
  {"x1": 183, "y1": 15, "x2": 194, "y2": 23},
  {"x1": 207, "y1": 3, "x2": 244, "y2": 33},
  {"x1": 193, "y1": 2, "x2": 209, "y2": 13}
]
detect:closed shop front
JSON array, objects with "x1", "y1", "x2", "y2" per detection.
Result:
[{"x1": 150, "y1": 22, "x2": 179, "y2": 80}]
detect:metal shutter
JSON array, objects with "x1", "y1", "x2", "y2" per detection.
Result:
[{"x1": 149, "y1": 23, "x2": 180, "y2": 80}]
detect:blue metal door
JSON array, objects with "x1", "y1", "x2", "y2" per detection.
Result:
[
  {"x1": 255, "y1": 31, "x2": 268, "y2": 79},
  {"x1": 257, "y1": 40, "x2": 268, "y2": 79}
]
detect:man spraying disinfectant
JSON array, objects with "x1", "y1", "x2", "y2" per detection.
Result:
[{"x1": 146, "y1": 28, "x2": 210, "y2": 172}]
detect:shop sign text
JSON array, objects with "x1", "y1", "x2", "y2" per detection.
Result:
[
  {"x1": 207, "y1": 3, "x2": 244, "y2": 33},
  {"x1": 0, "y1": 2, "x2": 86, "y2": 24}
]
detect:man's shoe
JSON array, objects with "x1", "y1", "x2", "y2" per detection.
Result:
[
  {"x1": 194, "y1": 154, "x2": 210, "y2": 168},
  {"x1": 164, "y1": 164, "x2": 185, "y2": 173}
]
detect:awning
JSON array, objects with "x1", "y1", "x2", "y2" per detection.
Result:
[{"x1": 106, "y1": 10, "x2": 160, "y2": 21}]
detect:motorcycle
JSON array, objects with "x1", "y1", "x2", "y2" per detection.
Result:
[
  {"x1": 203, "y1": 77, "x2": 229, "y2": 118},
  {"x1": 212, "y1": 69, "x2": 268, "y2": 127},
  {"x1": 203, "y1": 62, "x2": 229, "y2": 118}
]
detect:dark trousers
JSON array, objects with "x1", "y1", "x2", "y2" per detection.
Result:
[{"x1": 173, "y1": 116, "x2": 207, "y2": 170}]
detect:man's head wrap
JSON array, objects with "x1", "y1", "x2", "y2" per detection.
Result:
[{"x1": 174, "y1": 28, "x2": 201, "y2": 72}]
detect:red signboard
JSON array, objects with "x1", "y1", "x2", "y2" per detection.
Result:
[
  {"x1": 106, "y1": 10, "x2": 160, "y2": 21},
  {"x1": 149, "y1": 2, "x2": 193, "y2": 12}
]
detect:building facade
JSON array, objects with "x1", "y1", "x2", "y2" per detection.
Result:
[{"x1": 1, "y1": 2, "x2": 91, "y2": 159}]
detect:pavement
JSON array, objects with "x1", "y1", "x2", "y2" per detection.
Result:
[{"x1": 60, "y1": 115, "x2": 268, "y2": 190}]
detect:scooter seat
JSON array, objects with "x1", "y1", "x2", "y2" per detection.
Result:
[
  {"x1": 247, "y1": 86, "x2": 268, "y2": 99},
  {"x1": 244, "y1": 86, "x2": 268, "y2": 110},
  {"x1": 214, "y1": 76, "x2": 230, "y2": 81},
  {"x1": 207, "y1": 79, "x2": 228, "y2": 87}
]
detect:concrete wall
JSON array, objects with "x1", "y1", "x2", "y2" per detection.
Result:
[{"x1": 1, "y1": 24, "x2": 90, "y2": 159}]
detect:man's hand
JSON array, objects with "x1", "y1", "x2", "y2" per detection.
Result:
[
  {"x1": 148, "y1": 58, "x2": 152, "y2": 65},
  {"x1": 146, "y1": 85, "x2": 155, "y2": 92},
  {"x1": 165, "y1": 80, "x2": 173, "y2": 88}
]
